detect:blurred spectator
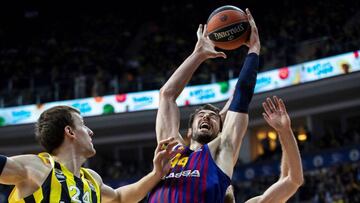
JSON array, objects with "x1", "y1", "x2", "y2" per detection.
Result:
[{"x1": 0, "y1": 0, "x2": 359, "y2": 108}]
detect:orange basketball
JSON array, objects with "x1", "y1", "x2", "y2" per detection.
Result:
[{"x1": 207, "y1": 5, "x2": 250, "y2": 50}]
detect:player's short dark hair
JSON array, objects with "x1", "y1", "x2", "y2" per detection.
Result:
[
  {"x1": 35, "y1": 106, "x2": 80, "y2": 153},
  {"x1": 188, "y1": 104, "x2": 223, "y2": 131}
]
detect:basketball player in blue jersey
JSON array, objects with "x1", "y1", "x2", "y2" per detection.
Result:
[
  {"x1": 148, "y1": 8, "x2": 260, "y2": 203},
  {"x1": 0, "y1": 106, "x2": 177, "y2": 203}
]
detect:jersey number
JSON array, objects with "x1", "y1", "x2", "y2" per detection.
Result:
[
  {"x1": 69, "y1": 185, "x2": 90, "y2": 203},
  {"x1": 170, "y1": 153, "x2": 189, "y2": 168}
]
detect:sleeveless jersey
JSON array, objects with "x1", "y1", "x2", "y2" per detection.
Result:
[
  {"x1": 8, "y1": 153, "x2": 101, "y2": 203},
  {"x1": 148, "y1": 144, "x2": 231, "y2": 203}
]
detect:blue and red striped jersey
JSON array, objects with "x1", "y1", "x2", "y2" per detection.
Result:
[{"x1": 148, "y1": 144, "x2": 231, "y2": 203}]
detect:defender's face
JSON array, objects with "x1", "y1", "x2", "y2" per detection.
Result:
[
  {"x1": 191, "y1": 109, "x2": 221, "y2": 144},
  {"x1": 72, "y1": 113, "x2": 96, "y2": 157}
]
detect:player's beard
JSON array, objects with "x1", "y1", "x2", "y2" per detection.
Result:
[{"x1": 192, "y1": 132, "x2": 216, "y2": 144}]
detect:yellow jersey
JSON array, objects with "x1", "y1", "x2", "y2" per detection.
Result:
[{"x1": 8, "y1": 153, "x2": 101, "y2": 203}]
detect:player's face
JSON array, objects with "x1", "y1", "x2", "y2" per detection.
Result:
[
  {"x1": 191, "y1": 109, "x2": 221, "y2": 144},
  {"x1": 72, "y1": 113, "x2": 96, "y2": 158}
]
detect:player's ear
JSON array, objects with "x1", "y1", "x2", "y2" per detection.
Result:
[
  {"x1": 186, "y1": 128, "x2": 192, "y2": 139},
  {"x1": 64, "y1": 126, "x2": 76, "y2": 139}
]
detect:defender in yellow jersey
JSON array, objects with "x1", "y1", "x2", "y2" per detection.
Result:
[{"x1": 0, "y1": 106, "x2": 177, "y2": 203}]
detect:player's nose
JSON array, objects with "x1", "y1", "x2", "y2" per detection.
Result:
[{"x1": 202, "y1": 113, "x2": 210, "y2": 120}]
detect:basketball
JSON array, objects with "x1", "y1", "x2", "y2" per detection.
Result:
[{"x1": 207, "y1": 5, "x2": 250, "y2": 50}]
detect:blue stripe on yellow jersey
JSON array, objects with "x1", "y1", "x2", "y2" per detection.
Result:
[{"x1": 8, "y1": 153, "x2": 101, "y2": 203}]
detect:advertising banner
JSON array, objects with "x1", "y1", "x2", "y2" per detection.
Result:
[{"x1": 1, "y1": 50, "x2": 359, "y2": 127}]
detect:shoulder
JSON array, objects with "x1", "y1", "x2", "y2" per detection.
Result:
[
  {"x1": 84, "y1": 168, "x2": 104, "y2": 186},
  {"x1": 11, "y1": 154, "x2": 52, "y2": 170},
  {"x1": 207, "y1": 136, "x2": 222, "y2": 154}
]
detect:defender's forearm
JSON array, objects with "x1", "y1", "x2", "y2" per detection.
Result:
[{"x1": 277, "y1": 128, "x2": 303, "y2": 185}]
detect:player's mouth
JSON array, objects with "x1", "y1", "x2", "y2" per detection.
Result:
[{"x1": 199, "y1": 122, "x2": 211, "y2": 131}]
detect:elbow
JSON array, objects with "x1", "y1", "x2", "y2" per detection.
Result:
[
  {"x1": 290, "y1": 174, "x2": 304, "y2": 187},
  {"x1": 159, "y1": 87, "x2": 177, "y2": 101}
]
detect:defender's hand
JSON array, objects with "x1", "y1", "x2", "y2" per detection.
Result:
[
  {"x1": 152, "y1": 137, "x2": 178, "y2": 178},
  {"x1": 262, "y1": 96, "x2": 291, "y2": 132}
]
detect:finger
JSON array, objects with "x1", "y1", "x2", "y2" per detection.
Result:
[
  {"x1": 197, "y1": 24, "x2": 203, "y2": 39},
  {"x1": 246, "y1": 8, "x2": 257, "y2": 29},
  {"x1": 155, "y1": 142, "x2": 161, "y2": 154},
  {"x1": 153, "y1": 150, "x2": 165, "y2": 162},
  {"x1": 267, "y1": 97, "x2": 277, "y2": 112},
  {"x1": 159, "y1": 136, "x2": 175, "y2": 145},
  {"x1": 156, "y1": 151, "x2": 170, "y2": 165},
  {"x1": 262, "y1": 101, "x2": 272, "y2": 115},
  {"x1": 273, "y1": 96, "x2": 280, "y2": 110},
  {"x1": 216, "y1": 51, "x2": 227, "y2": 59},
  {"x1": 245, "y1": 9, "x2": 253, "y2": 24},
  {"x1": 157, "y1": 137, "x2": 175, "y2": 153},
  {"x1": 203, "y1": 24, "x2": 208, "y2": 37},
  {"x1": 165, "y1": 141, "x2": 178, "y2": 153},
  {"x1": 279, "y1": 99, "x2": 287, "y2": 113},
  {"x1": 262, "y1": 112, "x2": 271, "y2": 124}
]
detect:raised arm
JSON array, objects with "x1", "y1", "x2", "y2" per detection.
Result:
[
  {"x1": 245, "y1": 96, "x2": 304, "y2": 203},
  {"x1": 98, "y1": 137, "x2": 177, "y2": 203},
  {"x1": 156, "y1": 24, "x2": 226, "y2": 143},
  {"x1": 217, "y1": 8, "x2": 260, "y2": 170}
]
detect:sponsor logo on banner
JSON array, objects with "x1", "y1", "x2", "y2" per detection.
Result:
[
  {"x1": 354, "y1": 51, "x2": 360, "y2": 71},
  {"x1": 11, "y1": 110, "x2": 31, "y2": 123},
  {"x1": 116, "y1": 94, "x2": 127, "y2": 103},
  {"x1": 278, "y1": 67, "x2": 289, "y2": 80},
  {"x1": 337, "y1": 60, "x2": 351, "y2": 74},
  {"x1": 72, "y1": 102, "x2": 92, "y2": 114},
  {"x1": 0, "y1": 117, "x2": 5, "y2": 127},
  {"x1": 255, "y1": 76, "x2": 272, "y2": 92},
  {"x1": 305, "y1": 62, "x2": 334, "y2": 77},
  {"x1": 189, "y1": 88, "x2": 215, "y2": 101},
  {"x1": 132, "y1": 96, "x2": 153, "y2": 110}
]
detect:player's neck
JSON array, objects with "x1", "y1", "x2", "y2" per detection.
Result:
[
  {"x1": 190, "y1": 141, "x2": 204, "y2": 151},
  {"x1": 53, "y1": 146, "x2": 86, "y2": 177}
]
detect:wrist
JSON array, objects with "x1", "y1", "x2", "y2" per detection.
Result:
[
  {"x1": 150, "y1": 169, "x2": 163, "y2": 180},
  {"x1": 276, "y1": 126, "x2": 292, "y2": 135},
  {"x1": 248, "y1": 47, "x2": 260, "y2": 55},
  {"x1": 192, "y1": 49, "x2": 210, "y2": 61}
]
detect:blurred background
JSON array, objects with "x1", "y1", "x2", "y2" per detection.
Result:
[{"x1": 0, "y1": 0, "x2": 360, "y2": 202}]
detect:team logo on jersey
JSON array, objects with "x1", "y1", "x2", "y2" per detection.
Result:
[
  {"x1": 55, "y1": 169, "x2": 66, "y2": 182},
  {"x1": 165, "y1": 170, "x2": 200, "y2": 179}
]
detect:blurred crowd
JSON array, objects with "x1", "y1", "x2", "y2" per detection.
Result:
[
  {"x1": 1, "y1": 0, "x2": 359, "y2": 107},
  {"x1": 256, "y1": 122, "x2": 360, "y2": 163},
  {"x1": 234, "y1": 162, "x2": 360, "y2": 203}
]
